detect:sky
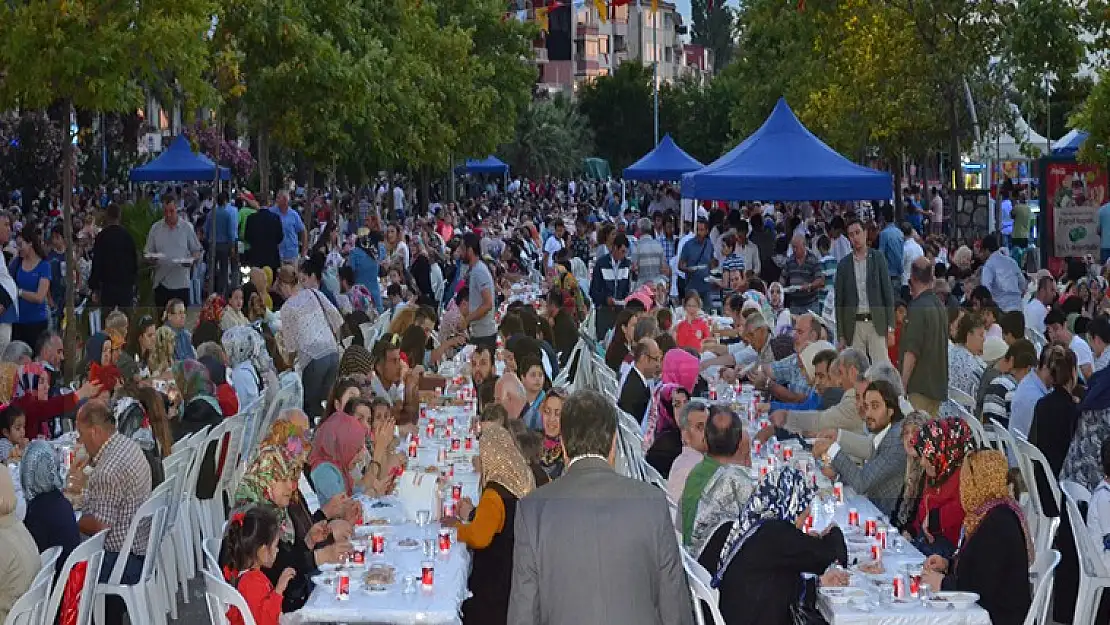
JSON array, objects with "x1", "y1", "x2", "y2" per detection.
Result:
[{"x1": 675, "y1": 0, "x2": 692, "y2": 23}]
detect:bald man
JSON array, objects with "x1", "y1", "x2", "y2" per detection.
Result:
[{"x1": 495, "y1": 372, "x2": 528, "y2": 420}]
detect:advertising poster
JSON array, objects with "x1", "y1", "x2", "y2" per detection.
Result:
[{"x1": 1046, "y1": 161, "x2": 1108, "y2": 259}]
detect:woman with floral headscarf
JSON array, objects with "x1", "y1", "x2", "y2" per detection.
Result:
[
  {"x1": 20, "y1": 440, "x2": 80, "y2": 571},
  {"x1": 921, "y1": 449, "x2": 1032, "y2": 625},
  {"x1": 148, "y1": 326, "x2": 177, "y2": 377},
  {"x1": 172, "y1": 359, "x2": 224, "y2": 500},
  {"x1": 891, "y1": 411, "x2": 930, "y2": 532},
  {"x1": 698, "y1": 467, "x2": 848, "y2": 625},
  {"x1": 232, "y1": 439, "x2": 350, "y2": 613},
  {"x1": 223, "y1": 325, "x2": 273, "y2": 407},
  {"x1": 442, "y1": 421, "x2": 534, "y2": 625},
  {"x1": 908, "y1": 417, "x2": 972, "y2": 557}
]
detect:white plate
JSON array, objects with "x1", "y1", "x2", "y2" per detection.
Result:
[
  {"x1": 144, "y1": 252, "x2": 165, "y2": 259},
  {"x1": 394, "y1": 539, "x2": 421, "y2": 551},
  {"x1": 926, "y1": 592, "x2": 979, "y2": 610},
  {"x1": 311, "y1": 572, "x2": 338, "y2": 586},
  {"x1": 819, "y1": 587, "x2": 868, "y2": 604},
  {"x1": 172, "y1": 257, "x2": 194, "y2": 265}
]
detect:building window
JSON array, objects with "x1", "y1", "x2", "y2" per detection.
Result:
[
  {"x1": 600, "y1": 37, "x2": 610, "y2": 54},
  {"x1": 664, "y1": 46, "x2": 672, "y2": 63}
]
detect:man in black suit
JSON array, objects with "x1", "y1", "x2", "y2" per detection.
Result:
[{"x1": 618, "y1": 337, "x2": 662, "y2": 424}]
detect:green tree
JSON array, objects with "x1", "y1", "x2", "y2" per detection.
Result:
[
  {"x1": 690, "y1": 0, "x2": 735, "y2": 72},
  {"x1": 577, "y1": 61, "x2": 654, "y2": 171},
  {"x1": 502, "y1": 95, "x2": 592, "y2": 178},
  {"x1": 1068, "y1": 68, "x2": 1110, "y2": 165},
  {"x1": 0, "y1": 0, "x2": 216, "y2": 378},
  {"x1": 658, "y1": 75, "x2": 732, "y2": 164}
]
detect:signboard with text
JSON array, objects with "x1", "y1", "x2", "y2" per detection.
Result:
[{"x1": 1044, "y1": 160, "x2": 1107, "y2": 259}]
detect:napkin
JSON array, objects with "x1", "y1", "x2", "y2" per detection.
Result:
[{"x1": 393, "y1": 470, "x2": 441, "y2": 521}]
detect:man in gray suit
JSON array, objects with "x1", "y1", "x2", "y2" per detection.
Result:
[
  {"x1": 508, "y1": 389, "x2": 694, "y2": 625},
  {"x1": 816, "y1": 378, "x2": 907, "y2": 517}
]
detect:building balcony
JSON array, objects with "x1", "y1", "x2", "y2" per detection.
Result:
[
  {"x1": 576, "y1": 58, "x2": 601, "y2": 73},
  {"x1": 532, "y1": 46, "x2": 549, "y2": 63}
]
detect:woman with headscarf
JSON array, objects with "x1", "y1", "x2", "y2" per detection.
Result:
[
  {"x1": 538, "y1": 388, "x2": 567, "y2": 480},
  {"x1": 767, "y1": 282, "x2": 786, "y2": 320},
  {"x1": 338, "y1": 344, "x2": 374, "y2": 381},
  {"x1": 908, "y1": 417, "x2": 972, "y2": 557},
  {"x1": 891, "y1": 411, "x2": 930, "y2": 533},
  {"x1": 172, "y1": 359, "x2": 224, "y2": 500},
  {"x1": 232, "y1": 439, "x2": 350, "y2": 612},
  {"x1": 223, "y1": 325, "x2": 273, "y2": 408},
  {"x1": 1063, "y1": 360, "x2": 1110, "y2": 490},
  {"x1": 642, "y1": 349, "x2": 699, "y2": 477},
  {"x1": 921, "y1": 449, "x2": 1033, "y2": 625},
  {"x1": 20, "y1": 440, "x2": 80, "y2": 570},
  {"x1": 442, "y1": 420, "x2": 535, "y2": 625},
  {"x1": 698, "y1": 467, "x2": 848, "y2": 625},
  {"x1": 148, "y1": 326, "x2": 177, "y2": 377},
  {"x1": 308, "y1": 411, "x2": 394, "y2": 504},
  {"x1": 84, "y1": 330, "x2": 123, "y2": 393},
  {"x1": 249, "y1": 267, "x2": 275, "y2": 312},
  {"x1": 0, "y1": 467, "x2": 38, "y2": 624}
]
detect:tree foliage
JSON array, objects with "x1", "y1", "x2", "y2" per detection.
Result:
[
  {"x1": 501, "y1": 95, "x2": 592, "y2": 179},
  {"x1": 0, "y1": 0, "x2": 217, "y2": 380},
  {"x1": 0, "y1": 113, "x2": 63, "y2": 195},
  {"x1": 658, "y1": 75, "x2": 732, "y2": 164},
  {"x1": 690, "y1": 0, "x2": 734, "y2": 72},
  {"x1": 577, "y1": 61, "x2": 655, "y2": 172}
]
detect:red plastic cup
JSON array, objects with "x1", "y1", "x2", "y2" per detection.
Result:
[
  {"x1": 421, "y1": 561, "x2": 434, "y2": 587},
  {"x1": 337, "y1": 573, "x2": 350, "y2": 599},
  {"x1": 371, "y1": 532, "x2": 385, "y2": 555},
  {"x1": 438, "y1": 528, "x2": 452, "y2": 553}
]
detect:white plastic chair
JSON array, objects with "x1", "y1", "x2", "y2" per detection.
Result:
[
  {"x1": 948, "y1": 401, "x2": 989, "y2": 447},
  {"x1": 202, "y1": 569, "x2": 258, "y2": 625},
  {"x1": 1025, "y1": 549, "x2": 1060, "y2": 625},
  {"x1": 42, "y1": 530, "x2": 107, "y2": 625},
  {"x1": 38, "y1": 546, "x2": 62, "y2": 581},
  {"x1": 3, "y1": 571, "x2": 51, "y2": 625},
  {"x1": 202, "y1": 537, "x2": 222, "y2": 575},
  {"x1": 94, "y1": 492, "x2": 170, "y2": 625},
  {"x1": 948, "y1": 386, "x2": 976, "y2": 411},
  {"x1": 1014, "y1": 437, "x2": 1063, "y2": 551},
  {"x1": 1060, "y1": 481, "x2": 1110, "y2": 625},
  {"x1": 683, "y1": 551, "x2": 726, "y2": 625}
]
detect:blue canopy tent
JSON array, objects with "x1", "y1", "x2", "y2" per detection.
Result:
[
  {"x1": 1052, "y1": 129, "x2": 1089, "y2": 156},
  {"x1": 681, "y1": 98, "x2": 892, "y2": 201},
  {"x1": 129, "y1": 135, "x2": 230, "y2": 182},
  {"x1": 453, "y1": 156, "x2": 509, "y2": 175},
  {"x1": 623, "y1": 134, "x2": 704, "y2": 181}
]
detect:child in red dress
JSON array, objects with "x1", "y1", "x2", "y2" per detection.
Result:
[{"x1": 220, "y1": 506, "x2": 296, "y2": 625}]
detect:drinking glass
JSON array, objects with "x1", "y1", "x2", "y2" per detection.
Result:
[
  {"x1": 401, "y1": 575, "x2": 418, "y2": 594},
  {"x1": 416, "y1": 509, "x2": 431, "y2": 526}
]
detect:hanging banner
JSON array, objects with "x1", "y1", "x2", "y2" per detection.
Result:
[{"x1": 1045, "y1": 161, "x2": 1108, "y2": 259}]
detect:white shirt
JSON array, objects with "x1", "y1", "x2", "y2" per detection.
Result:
[
  {"x1": 1089, "y1": 481, "x2": 1110, "y2": 571},
  {"x1": 1071, "y1": 334, "x2": 1094, "y2": 370},
  {"x1": 1024, "y1": 298, "x2": 1048, "y2": 335},
  {"x1": 831, "y1": 235, "x2": 852, "y2": 261},
  {"x1": 827, "y1": 421, "x2": 889, "y2": 462},
  {"x1": 392, "y1": 186, "x2": 405, "y2": 214},
  {"x1": 543, "y1": 236, "x2": 564, "y2": 268},
  {"x1": 1095, "y1": 348, "x2": 1110, "y2": 374},
  {"x1": 902, "y1": 238, "x2": 924, "y2": 286},
  {"x1": 670, "y1": 232, "x2": 696, "y2": 297}
]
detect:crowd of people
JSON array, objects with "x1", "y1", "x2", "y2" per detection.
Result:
[{"x1": 0, "y1": 176, "x2": 1106, "y2": 625}]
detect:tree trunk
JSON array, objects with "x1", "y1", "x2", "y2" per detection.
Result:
[
  {"x1": 258, "y1": 129, "x2": 271, "y2": 202},
  {"x1": 60, "y1": 100, "x2": 77, "y2": 383},
  {"x1": 206, "y1": 120, "x2": 222, "y2": 299},
  {"x1": 893, "y1": 154, "x2": 904, "y2": 220},
  {"x1": 949, "y1": 91, "x2": 964, "y2": 191}
]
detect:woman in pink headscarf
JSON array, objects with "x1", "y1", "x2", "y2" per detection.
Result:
[{"x1": 642, "y1": 349, "x2": 700, "y2": 477}]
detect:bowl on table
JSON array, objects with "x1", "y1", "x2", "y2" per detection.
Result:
[
  {"x1": 926, "y1": 591, "x2": 979, "y2": 610},
  {"x1": 819, "y1": 587, "x2": 868, "y2": 605}
]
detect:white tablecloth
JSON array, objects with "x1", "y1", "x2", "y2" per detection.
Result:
[
  {"x1": 291, "y1": 521, "x2": 471, "y2": 625},
  {"x1": 814, "y1": 494, "x2": 991, "y2": 625}
]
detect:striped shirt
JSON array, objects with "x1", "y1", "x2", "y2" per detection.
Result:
[{"x1": 981, "y1": 373, "x2": 1018, "y2": 428}]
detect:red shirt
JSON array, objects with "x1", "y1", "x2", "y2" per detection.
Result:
[
  {"x1": 227, "y1": 569, "x2": 283, "y2": 625},
  {"x1": 674, "y1": 318, "x2": 711, "y2": 351},
  {"x1": 912, "y1": 466, "x2": 965, "y2": 547}
]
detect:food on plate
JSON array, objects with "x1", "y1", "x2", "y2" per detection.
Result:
[
  {"x1": 369, "y1": 501, "x2": 392, "y2": 509},
  {"x1": 857, "y1": 560, "x2": 884, "y2": 575},
  {"x1": 425, "y1": 465, "x2": 440, "y2": 474},
  {"x1": 364, "y1": 564, "x2": 396, "y2": 586},
  {"x1": 364, "y1": 518, "x2": 390, "y2": 526},
  {"x1": 396, "y1": 537, "x2": 419, "y2": 548}
]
